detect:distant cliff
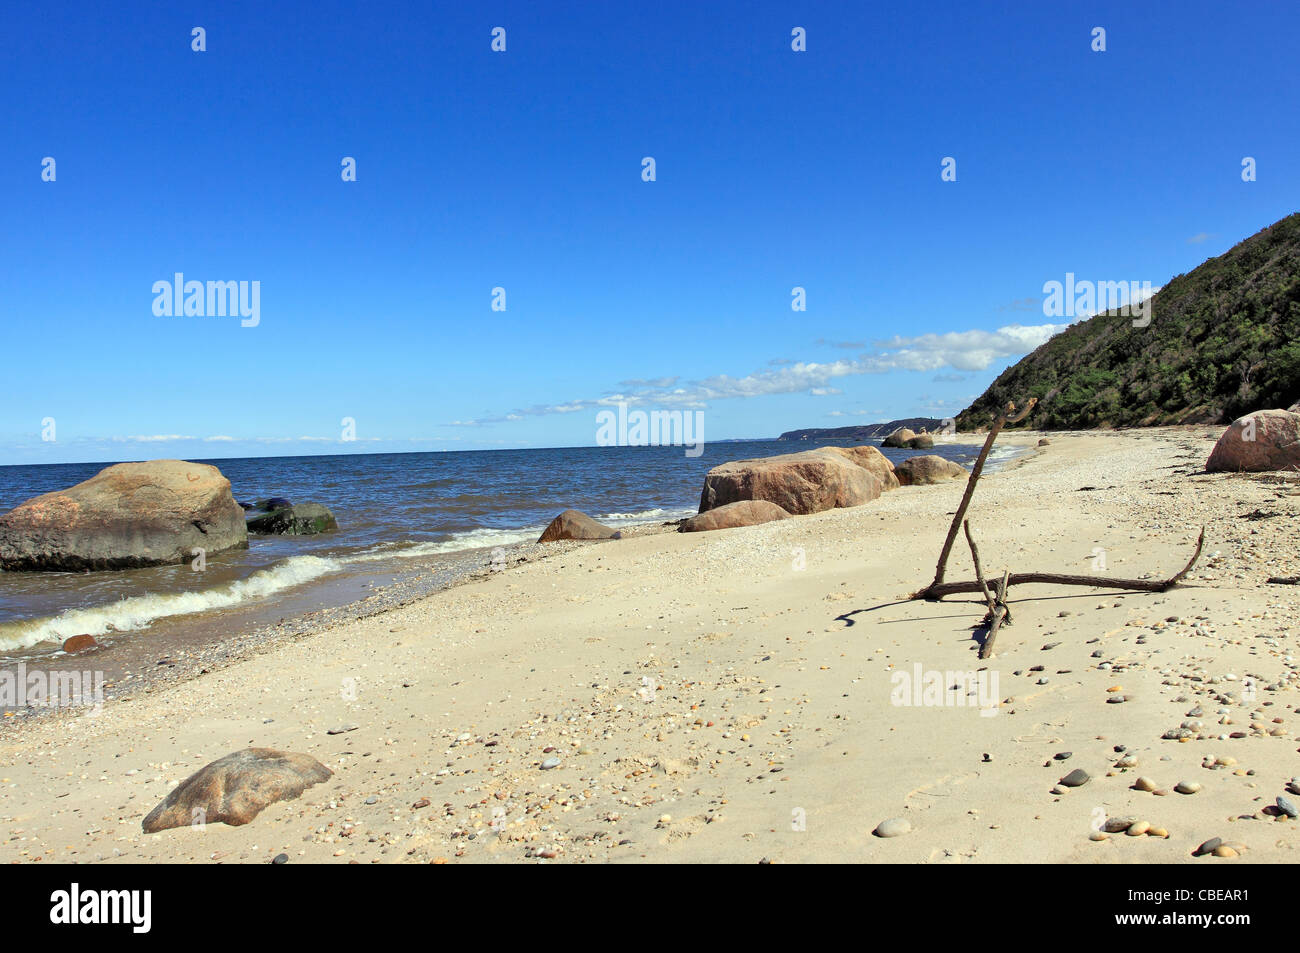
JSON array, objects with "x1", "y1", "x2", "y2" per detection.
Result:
[{"x1": 777, "y1": 418, "x2": 943, "y2": 441}]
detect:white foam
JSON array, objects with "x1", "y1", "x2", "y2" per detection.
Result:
[
  {"x1": 601, "y1": 506, "x2": 695, "y2": 523},
  {"x1": 345, "y1": 527, "x2": 542, "y2": 562},
  {"x1": 0, "y1": 555, "x2": 341, "y2": 652}
]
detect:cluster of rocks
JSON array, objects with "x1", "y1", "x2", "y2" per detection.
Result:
[
  {"x1": 881, "y1": 427, "x2": 934, "y2": 450},
  {"x1": 535, "y1": 443, "x2": 971, "y2": 542},
  {"x1": 0, "y1": 460, "x2": 339, "y2": 573}
]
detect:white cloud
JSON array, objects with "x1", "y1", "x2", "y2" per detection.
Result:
[{"x1": 443, "y1": 321, "x2": 1066, "y2": 426}]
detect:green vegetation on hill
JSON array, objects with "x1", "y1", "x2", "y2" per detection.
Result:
[{"x1": 957, "y1": 212, "x2": 1300, "y2": 431}]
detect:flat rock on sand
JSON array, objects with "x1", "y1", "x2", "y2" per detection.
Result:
[
  {"x1": 1205, "y1": 409, "x2": 1300, "y2": 472},
  {"x1": 537, "y1": 509, "x2": 618, "y2": 543},
  {"x1": 679, "y1": 499, "x2": 792, "y2": 533},
  {"x1": 698, "y1": 447, "x2": 888, "y2": 516},
  {"x1": 142, "y1": 748, "x2": 332, "y2": 833},
  {"x1": 0, "y1": 459, "x2": 247, "y2": 571},
  {"x1": 894, "y1": 454, "x2": 969, "y2": 486}
]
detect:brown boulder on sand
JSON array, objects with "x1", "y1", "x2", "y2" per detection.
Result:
[
  {"x1": 537, "y1": 509, "x2": 618, "y2": 543},
  {"x1": 698, "y1": 447, "x2": 887, "y2": 516},
  {"x1": 895, "y1": 454, "x2": 970, "y2": 486},
  {"x1": 142, "y1": 748, "x2": 333, "y2": 833},
  {"x1": 679, "y1": 500, "x2": 792, "y2": 533},
  {"x1": 0, "y1": 460, "x2": 247, "y2": 572},
  {"x1": 820, "y1": 445, "x2": 901, "y2": 491},
  {"x1": 61, "y1": 635, "x2": 97, "y2": 654},
  {"x1": 1205, "y1": 409, "x2": 1300, "y2": 473}
]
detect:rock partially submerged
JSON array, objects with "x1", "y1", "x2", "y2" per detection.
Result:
[
  {"x1": 246, "y1": 502, "x2": 338, "y2": 535},
  {"x1": 894, "y1": 455, "x2": 970, "y2": 486},
  {"x1": 0, "y1": 460, "x2": 247, "y2": 571},
  {"x1": 679, "y1": 500, "x2": 792, "y2": 533},
  {"x1": 698, "y1": 446, "x2": 891, "y2": 516},
  {"x1": 142, "y1": 748, "x2": 332, "y2": 833},
  {"x1": 1205, "y1": 409, "x2": 1300, "y2": 472},
  {"x1": 538, "y1": 509, "x2": 618, "y2": 543},
  {"x1": 881, "y1": 428, "x2": 917, "y2": 448}
]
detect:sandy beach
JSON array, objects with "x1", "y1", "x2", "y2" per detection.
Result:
[{"x1": 4, "y1": 427, "x2": 1299, "y2": 864}]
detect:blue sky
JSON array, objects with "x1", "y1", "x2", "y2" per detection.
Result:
[{"x1": 2, "y1": 0, "x2": 1297, "y2": 465}]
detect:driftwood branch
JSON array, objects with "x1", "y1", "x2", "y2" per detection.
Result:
[
  {"x1": 978, "y1": 570, "x2": 1011, "y2": 660},
  {"x1": 924, "y1": 398, "x2": 1037, "y2": 595},
  {"x1": 963, "y1": 520, "x2": 995, "y2": 615},
  {"x1": 924, "y1": 527, "x2": 1206, "y2": 600}
]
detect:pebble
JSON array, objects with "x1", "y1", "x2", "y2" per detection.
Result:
[
  {"x1": 1277, "y1": 796, "x2": 1299, "y2": 819},
  {"x1": 1175, "y1": 781, "x2": 1201, "y2": 795},
  {"x1": 272, "y1": 853, "x2": 288, "y2": 865},
  {"x1": 1126, "y1": 821, "x2": 1151, "y2": 836},
  {"x1": 1103, "y1": 817, "x2": 1135, "y2": 833},
  {"x1": 1194, "y1": 837, "x2": 1222, "y2": 856},
  {"x1": 1212, "y1": 845, "x2": 1239, "y2": 858},
  {"x1": 1115, "y1": 754, "x2": 1138, "y2": 768},
  {"x1": 1059, "y1": 768, "x2": 1090, "y2": 787},
  {"x1": 540, "y1": 757, "x2": 561, "y2": 770},
  {"x1": 1134, "y1": 777, "x2": 1158, "y2": 792},
  {"x1": 327, "y1": 724, "x2": 359, "y2": 735},
  {"x1": 873, "y1": 817, "x2": 912, "y2": 838}
]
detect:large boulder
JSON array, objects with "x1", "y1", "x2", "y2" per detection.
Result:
[
  {"x1": 246, "y1": 502, "x2": 338, "y2": 535},
  {"x1": 0, "y1": 460, "x2": 247, "y2": 572},
  {"x1": 907, "y1": 433, "x2": 934, "y2": 450},
  {"x1": 895, "y1": 454, "x2": 970, "y2": 486},
  {"x1": 679, "y1": 500, "x2": 792, "y2": 533},
  {"x1": 538, "y1": 509, "x2": 618, "y2": 543},
  {"x1": 819, "y1": 446, "x2": 901, "y2": 491},
  {"x1": 1206, "y1": 410, "x2": 1300, "y2": 473},
  {"x1": 882, "y1": 428, "x2": 917, "y2": 448},
  {"x1": 698, "y1": 447, "x2": 887, "y2": 516},
  {"x1": 142, "y1": 748, "x2": 332, "y2": 833}
]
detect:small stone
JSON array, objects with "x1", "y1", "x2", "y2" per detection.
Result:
[
  {"x1": 1175, "y1": 781, "x2": 1201, "y2": 795},
  {"x1": 1054, "y1": 752, "x2": 1072, "y2": 761},
  {"x1": 1089, "y1": 831, "x2": 1109, "y2": 841},
  {"x1": 1148, "y1": 827, "x2": 1169, "y2": 838},
  {"x1": 1134, "y1": 776, "x2": 1158, "y2": 792},
  {"x1": 1276, "y1": 795, "x2": 1299, "y2": 818},
  {"x1": 1194, "y1": 837, "x2": 1222, "y2": 856},
  {"x1": 327, "y1": 724, "x2": 359, "y2": 735},
  {"x1": 540, "y1": 757, "x2": 561, "y2": 770},
  {"x1": 873, "y1": 817, "x2": 912, "y2": 838},
  {"x1": 271, "y1": 853, "x2": 288, "y2": 865},
  {"x1": 1103, "y1": 817, "x2": 1136, "y2": 833},
  {"x1": 1059, "y1": 768, "x2": 1090, "y2": 788},
  {"x1": 1115, "y1": 754, "x2": 1138, "y2": 768},
  {"x1": 1126, "y1": 821, "x2": 1151, "y2": 836},
  {"x1": 1212, "y1": 845, "x2": 1239, "y2": 858}
]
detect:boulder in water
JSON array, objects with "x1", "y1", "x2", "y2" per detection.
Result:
[
  {"x1": 0, "y1": 460, "x2": 247, "y2": 572},
  {"x1": 246, "y1": 502, "x2": 338, "y2": 535},
  {"x1": 881, "y1": 428, "x2": 917, "y2": 448}
]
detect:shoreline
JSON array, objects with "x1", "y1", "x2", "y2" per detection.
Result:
[
  {"x1": 15, "y1": 428, "x2": 1297, "y2": 865},
  {"x1": 1, "y1": 437, "x2": 1034, "y2": 718}
]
